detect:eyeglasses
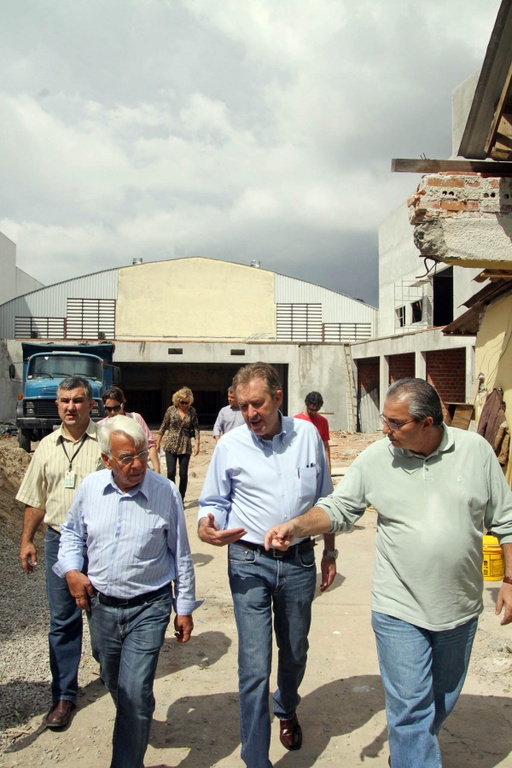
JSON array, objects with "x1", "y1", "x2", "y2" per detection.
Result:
[
  {"x1": 111, "y1": 449, "x2": 149, "y2": 466},
  {"x1": 105, "y1": 404, "x2": 122, "y2": 413},
  {"x1": 379, "y1": 414, "x2": 416, "y2": 431},
  {"x1": 179, "y1": 400, "x2": 190, "y2": 406}
]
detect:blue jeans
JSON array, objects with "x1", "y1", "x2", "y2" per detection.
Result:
[
  {"x1": 45, "y1": 527, "x2": 85, "y2": 702},
  {"x1": 88, "y1": 586, "x2": 172, "y2": 768},
  {"x1": 228, "y1": 543, "x2": 317, "y2": 768},
  {"x1": 371, "y1": 611, "x2": 478, "y2": 768}
]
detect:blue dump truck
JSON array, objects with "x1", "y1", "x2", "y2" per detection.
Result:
[{"x1": 9, "y1": 341, "x2": 119, "y2": 451}]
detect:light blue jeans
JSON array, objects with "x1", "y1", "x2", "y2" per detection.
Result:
[
  {"x1": 45, "y1": 527, "x2": 85, "y2": 702},
  {"x1": 371, "y1": 611, "x2": 478, "y2": 768},
  {"x1": 228, "y1": 543, "x2": 317, "y2": 768},
  {"x1": 88, "y1": 586, "x2": 172, "y2": 768}
]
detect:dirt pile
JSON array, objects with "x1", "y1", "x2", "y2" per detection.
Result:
[{"x1": 0, "y1": 436, "x2": 31, "y2": 541}]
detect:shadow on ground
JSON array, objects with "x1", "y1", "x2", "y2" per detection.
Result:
[
  {"x1": 3, "y1": 630, "x2": 231, "y2": 756},
  {"x1": 148, "y1": 676, "x2": 512, "y2": 768}
]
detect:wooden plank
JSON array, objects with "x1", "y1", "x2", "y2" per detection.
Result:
[
  {"x1": 451, "y1": 404, "x2": 474, "y2": 430},
  {"x1": 391, "y1": 158, "x2": 512, "y2": 176},
  {"x1": 476, "y1": 270, "x2": 512, "y2": 280}
]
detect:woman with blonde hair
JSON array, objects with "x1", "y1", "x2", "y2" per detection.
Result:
[{"x1": 156, "y1": 387, "x2": 200, "y2": 501}]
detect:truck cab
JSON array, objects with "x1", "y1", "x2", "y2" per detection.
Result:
[{"x1": 10, "y1": 342, "x2": 118, "y2": 451}]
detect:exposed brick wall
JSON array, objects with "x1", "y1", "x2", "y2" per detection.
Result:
[
  {"x1": 408, "y1": 173, "x2": 512, "y2": 223},
  {"x1": 389, "y1": 354, "x2": 415, "y2": 383},
  {"x1": 426, "y1": 348, "x2": 466, "y2": 420},
  {"x1": 357, "y1": 358, "x2": 379, "y2": 395},
  {"x1": 356, "y1": 353, "x2": 467, "y2": 427},
  {"x1": 408, "y1": 173, "x2": 512, "y2": 262}
]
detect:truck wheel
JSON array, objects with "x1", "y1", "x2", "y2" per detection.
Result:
[{"x1": 19, "y1": 430, "x2": 32, "y2": 452}]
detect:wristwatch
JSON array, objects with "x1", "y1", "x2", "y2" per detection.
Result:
[{"x1": 323, "y1": 549, "x2": 338, "y2": 559}]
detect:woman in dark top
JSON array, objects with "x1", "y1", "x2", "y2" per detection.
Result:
[{"x1": 155, "y1": 386, "x2": 200, "y2": 501}]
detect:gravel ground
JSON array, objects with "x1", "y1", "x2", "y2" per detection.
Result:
[
  {"x1": 0, "y1": 528, "x2": 100, "y2": 745},
  {"x1": 2, "y1": 430, "x2": 512, "y2": 766},
  {"x1": 0, "y1": 430, "x2": 382, "y2": 750},
  {"x1": 0, "y1": 437, "x2": 98, "y2": 751},
  {"x1": 1, "y1": 532, "x2": 59, "y2": 730}
]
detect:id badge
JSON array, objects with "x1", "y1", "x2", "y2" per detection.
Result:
[{"x1": 64, "y1": 470, "x2": 76, "y2": 489}]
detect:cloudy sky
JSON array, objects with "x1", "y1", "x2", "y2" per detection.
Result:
[{"x1": 0, "y1": 1, "x2": 502, "y2": 306}]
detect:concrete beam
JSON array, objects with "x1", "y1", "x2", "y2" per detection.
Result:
[{"x1": 408, "y1": 173, "x2": 512, "y2": 268}]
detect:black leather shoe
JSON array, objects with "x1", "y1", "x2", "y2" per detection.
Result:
[
  {"x1": 279, "y1": 714, "x2": 302, "y2": 750},
  {"x1": 44, "y1": 700, "x2": 76, "y2": 729}
]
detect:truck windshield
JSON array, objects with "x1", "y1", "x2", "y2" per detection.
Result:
[{"x1": 28, "y1": 354, "x2": 103, "y2": 381}]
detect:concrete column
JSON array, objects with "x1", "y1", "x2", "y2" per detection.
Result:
[
  {"x1": 465, "y1": 343, "x2": 476, "y2": 402},
  {"x1": 415, "y1": 350, "x2": 427, "y2": 380},
  {"x1": 380, "y1": 356, "x2": 389, "y2": 411}
]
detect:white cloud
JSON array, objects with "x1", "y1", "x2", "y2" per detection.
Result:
[{"x1": 0, "y1": 0, "x2": 502, "y2": 305}]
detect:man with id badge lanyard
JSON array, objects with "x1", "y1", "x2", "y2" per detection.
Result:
[{"x1": 17, "y1": 376, "x2": 103, "y2": 729}]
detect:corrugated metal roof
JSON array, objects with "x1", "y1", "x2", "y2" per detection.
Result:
[
  {"x1": 274, "y1": 273, "x2": 377, "y2": 325},
  {"x1": 0, "y1": 261, "x2": 378, "y2": 340},
  {"x1": 0, "y1": 270, "x2": 118, "y2": 338}
]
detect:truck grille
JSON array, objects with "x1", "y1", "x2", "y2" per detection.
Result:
[
  {"x1": 32, "y1": 402, "x2": 60, "y2": 418},
  {"x1": 26, "y1": 400, "x2": 102, "y2": 419}
]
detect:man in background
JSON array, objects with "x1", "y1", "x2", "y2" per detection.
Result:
[
  {"x1": 212, "y1": 385, "x2": 245, "y2": 441},
  {"x1": 295, "y1": 391, "x2": 331, "y2": 470}
]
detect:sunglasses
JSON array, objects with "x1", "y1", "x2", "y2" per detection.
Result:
[
  {"x1": 179, "y1": 400, "x2": 191, "y2": 405},
  {"x1": 105, "y1": 404, "x2": 123, "y2": 413}
]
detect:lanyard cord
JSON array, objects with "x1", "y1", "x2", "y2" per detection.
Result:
[{"x1": 61, "y1": 433, "x2": 88, "y2": 471}]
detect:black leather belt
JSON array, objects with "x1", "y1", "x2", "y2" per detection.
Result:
[
  {"x1": 233, "y1": 538, "x2": 315, "y2": 559},
  {"x1": 96, "y1": 583, "x2": 171, "y2": 608}
]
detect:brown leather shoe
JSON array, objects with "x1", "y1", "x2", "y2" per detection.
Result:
[
  {"x1": 44, "y1": 700, "x2": 76, "y2": 729},
  {"x1": 279, "y1": 714, "x2": 302, "y2": 750}
]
